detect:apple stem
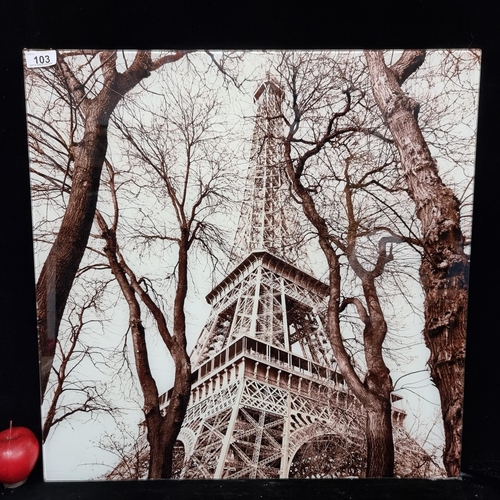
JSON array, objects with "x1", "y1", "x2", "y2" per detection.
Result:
[{"x1": 9, "y1": 420, "x2": 12, "y2": 438}]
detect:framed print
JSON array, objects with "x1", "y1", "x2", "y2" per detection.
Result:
[{"x1": 22, "y1": 49, "x2": 480, "y2": 481}]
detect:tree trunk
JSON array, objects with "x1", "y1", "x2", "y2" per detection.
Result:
[
  {"x1": 365, "y1": 50, "x2": 469, "y2": 476},
  {"x1": 365, "y1": 397, "x2": 395, "y2": 477},
  {"x1": 145, "y1": 343, "x2": 191, "y2": 480},
  {"x1": 421, "y1": 255, "x2": 467, "y2": 477},
  {"x1": 38, "y1": 106, "x2": 110, "y2": 396},
  {"x1": 156, "y1": 234, "x2": 192, "y2": 478},
  {"x1": 160, "y1": 345, "x2": 191, "y2": 479},
  {"x1": 356, "y1": 281, "x2": 395, "y2": 478},
  {"x1": 145, "y1": 407, "x2": 164, "y2": 479},
  {"x1": 359, "y1": 282, "x2": 395, "y2": 478}
]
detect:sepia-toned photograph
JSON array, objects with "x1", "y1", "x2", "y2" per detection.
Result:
[{"x1": 23, "y1": 49, "x2": 480, "y2": 481}]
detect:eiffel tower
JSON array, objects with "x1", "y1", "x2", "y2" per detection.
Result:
[{"x1": 153, "y1": 79, "x2": 409, "y2": 479}]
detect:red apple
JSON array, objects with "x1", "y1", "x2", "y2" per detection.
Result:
[{"x1": 0, "y1": 424, "x2": 39, "y2": 488}]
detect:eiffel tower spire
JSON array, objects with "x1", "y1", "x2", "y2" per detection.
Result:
[{"x1": 229, "y1": 77, "x2": 307, "y2": 269}]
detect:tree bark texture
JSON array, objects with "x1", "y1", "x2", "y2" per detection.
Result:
[
  {"x1": 37, "y1": 50, "x2": 187, "y2": 396},
  {"x1": 365, "y1": 50, "x2": 469, "y2": 477},
  {"x1": 365, "y1": 397, "x2": 395, "y2": 477},
  {"x1": 145, "y1": 343, "x2": 190, "y2": 479}
]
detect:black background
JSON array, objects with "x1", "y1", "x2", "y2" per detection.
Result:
[{"x1": 1, "y1": 1, "x2": 499, "y2": 498}]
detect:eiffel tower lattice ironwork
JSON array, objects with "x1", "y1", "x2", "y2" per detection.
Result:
[{"x1": 152, "y1": 79, "x2": 407, "y2": 479}]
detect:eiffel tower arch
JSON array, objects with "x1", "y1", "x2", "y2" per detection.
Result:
[{"x1": 150, "y1": 77, "x2": 407, "y2": 480}]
